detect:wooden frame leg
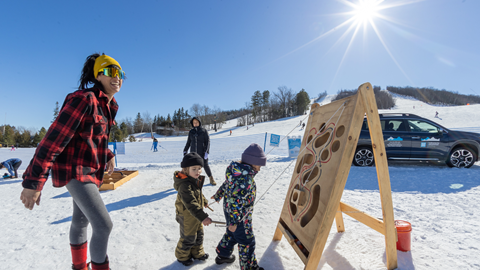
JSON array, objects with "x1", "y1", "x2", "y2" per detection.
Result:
[{"x1": 335, "y1": 204, "x2": 345, "y2": 232}]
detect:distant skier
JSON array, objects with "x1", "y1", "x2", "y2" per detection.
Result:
[
  {"x1": 302, "y1": 123, "x2": 305, "y2": 129},
  {"x1": 435, "y1": 111, "x2": 439, "y2": 118},
  {"x1": 11, "y1": 145, "x2": 15, "y2": 151},
  {"x1": 230, "y1": 130, "x2": 232, "y2": 136},
  {"x1": 151, "y1": 138, "x2": 158, "y2": 152}
]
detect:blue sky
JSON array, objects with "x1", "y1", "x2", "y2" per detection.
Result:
[{"x1": 1, "y1": 0, "x2": 479, "y2": 131}]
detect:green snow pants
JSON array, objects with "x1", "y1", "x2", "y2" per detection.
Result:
[{"x1": 175, "y1": 214, "x2": 205, "y2": 261}]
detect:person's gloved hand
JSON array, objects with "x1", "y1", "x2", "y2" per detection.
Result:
[{"x1": 204, "y1": 153, "x2": 208, "y2": 159}]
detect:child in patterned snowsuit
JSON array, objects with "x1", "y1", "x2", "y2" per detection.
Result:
[{"x1": 212, "y1": 143, "x2": 266, "y2": 270}]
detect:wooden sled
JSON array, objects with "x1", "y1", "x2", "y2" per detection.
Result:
[{"x1": 99, "y1": 170, "x2": 139, "y2": 191}]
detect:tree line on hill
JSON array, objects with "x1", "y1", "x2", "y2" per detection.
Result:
[
  {"x1": 332, "y1": 85, "x2": 396, "y2": 109},
  {"x1": 2, "y1": 86, "x2": 478, "y2": 147},
  {"x1": 386, "y1": 86, "x2": 480, "y2": 105},
  {"x1": 109, "y1": 86, "x2": 311, "y2": 141},
  {"x1": 0, "y1": 125, "x2": 47, "y2": 148}
]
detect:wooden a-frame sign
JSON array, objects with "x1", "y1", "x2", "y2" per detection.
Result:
[{"x1": 273, "y1": 82, "x2": 398, "y2": 270}]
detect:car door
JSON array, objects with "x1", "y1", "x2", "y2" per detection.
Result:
[
  {"x1": 407, "y1": 119, "x2": 448, "y2": 160},
  {"x1": 382, "y1": 119, "x2": 411, "y2": 159}
]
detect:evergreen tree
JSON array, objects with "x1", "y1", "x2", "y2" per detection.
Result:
[
  {"x1": 134, "y1": 112, "x2": 144, "y2": 133},
  {"x1": 251, "y1": 91, "x2": 262, "y2": 122},
  {"x1": 3, "y1": 125, "x2": 15, "y2": 146},
  {"x1": 295, "y1": 89, "x2": 310, "y2": 115},
  {"x1": 32, "y1": 132, "x2": 41, "y2": 146},
  {"x1": 19, "y1": 130, "x2": 32, "y2": 147},
  {"x1": 172, "y1": 109, "x2": 179, "y2": 127},
  {"x1": 159, "y1": 116, "x2": 166, "y2": 126},
  {"x1": 152, "y1": 116, "x2": 157, "y2": 133},
  {"x1": 52, "y1": 101, "x2": 60, "y2": 123},
  {"x1": 120, "y1": 122, "x2": 129, "y2": 142},
  {"x1": 32, "y1": 127, "x2": 47, "y2": 146},
  {"x1": 38, "y1": 127, "x2": 47, "y2": 140},
  {"x1": 165, "y1": 114, "x2": 172, "y2": 128},
  {"x1": 261, "y1": 90, "x2": 270, "y2": 122},
  {"x1": 184, "y1": 110, "x2": 190, "y2": 128}
]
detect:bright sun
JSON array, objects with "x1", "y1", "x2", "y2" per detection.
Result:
[{"x1": 352, "y1": 0, "x2": 382, "y2": 25}]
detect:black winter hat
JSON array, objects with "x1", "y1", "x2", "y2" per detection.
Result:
[
  {"x1": 241, "y1": 143, "x2": 267, "y2": 166},
  {"x1": 181, "y1": 152, "x2": 204, "y2": 168}
]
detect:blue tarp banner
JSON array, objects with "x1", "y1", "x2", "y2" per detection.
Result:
[
  {"x1": 270, "y1": 134, "x2": 280, "y2": 147},
  {"x1": 116, "y1": 142, "x2": 125, "y2": 155},
  {"x1": 287, "y1": 136, "x2": 302, "y2": 158}
]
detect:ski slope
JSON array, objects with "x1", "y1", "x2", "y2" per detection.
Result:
[{"x1": 1, "y1": 94, "x2": 479, "y2": 269}]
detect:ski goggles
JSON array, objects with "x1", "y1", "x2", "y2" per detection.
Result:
[{"x1": 98, "y1": 67, "x2": 126, "y2": 80}]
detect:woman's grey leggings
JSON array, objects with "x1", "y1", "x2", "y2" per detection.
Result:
[{"x1": 66, "y1": 179, "x2": 113, "y2": 264}]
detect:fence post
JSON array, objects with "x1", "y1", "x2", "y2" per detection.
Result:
[{"x1": 264, "y1": 132, "x2": 267, "y2": 152}]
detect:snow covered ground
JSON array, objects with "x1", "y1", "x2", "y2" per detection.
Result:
[{"x1": 1, "y1": 94, "x2": 480, "y2": 269}]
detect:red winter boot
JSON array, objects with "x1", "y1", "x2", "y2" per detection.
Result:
[
  {"x1": 91, "y1": 256, "x2": 110, "y2": 270},
  {"x1": 71, "y1": 242, "x2": 89, "y2": 270}
]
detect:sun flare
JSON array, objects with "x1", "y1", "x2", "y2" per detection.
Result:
[{"x1": 351, "y1": 0, "x2": 382, "y2": 25}]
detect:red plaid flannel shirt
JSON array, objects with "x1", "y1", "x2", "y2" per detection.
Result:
[{"x1": 22, "y1": 88, "x2": 118, "y2": 191}]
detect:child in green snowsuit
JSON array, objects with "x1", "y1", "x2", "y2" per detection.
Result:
[{"x1": 173, "y1": 152, "x2": 213, "y2": 266}]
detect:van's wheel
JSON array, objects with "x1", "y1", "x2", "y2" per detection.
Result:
[
  {"x1": 446, "y1": 147, "x2": 476, "y2": 168},
  {"x1": 353, "y1": 147, "x2": 375, "y2": 166}
]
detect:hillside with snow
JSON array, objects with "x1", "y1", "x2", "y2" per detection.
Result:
[{"x1": 1, "y1": 94, "x2": 479, "y2": 270}]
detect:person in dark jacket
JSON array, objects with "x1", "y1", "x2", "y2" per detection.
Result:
[
  {"x1": 0, "y1": 158, "x2": 22, "y2": 178},
  {"x1": 183, "y1": 117, "x2": 217, "y2": 185},
  {"x1": 212, "y1": 143, "x2": 266, "y2": 270},
  {"x1": 174, "y1": 152, "x2": 213, "y2": 266},
  {"x1": 20, "y1": 53, "x2": 124, "y2": 270}
]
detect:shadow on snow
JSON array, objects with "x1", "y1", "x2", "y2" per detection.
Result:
[{"x1": 51, "y1": 188, "x2": 177, "y2": 224}]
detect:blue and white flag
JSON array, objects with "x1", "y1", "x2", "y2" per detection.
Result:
[
  {"x1": 270, "y1": 134, "x2": 280, "y2": 147},
  {"x1": 288, "y1": 136, "x2": 302, "y2": 158}
]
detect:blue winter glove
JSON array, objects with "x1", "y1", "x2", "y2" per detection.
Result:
[{"x1": 204, "y1": 153, "x2": 208, "y2": 159}]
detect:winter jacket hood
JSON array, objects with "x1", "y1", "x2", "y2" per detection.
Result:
[
  {"x1": 173, "y1": 171, "x2": 208, "y2": 222},
  {"x1": 226, "y1": 161, "x2": 258, "y2": 179},
  {"x1": 190, "y1": 117, "x2": 202, "y2": 127},
  {"x1": 183, "y1": 118, "x2": 210, "y2": 155},
  {"x1": 173, "y1": 171, "x2": 205, "y2": 191}
]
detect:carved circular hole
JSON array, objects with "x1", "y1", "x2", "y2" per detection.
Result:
[
  {"x1": 319, "y1": 123, "x2": 326, "y2": 133},
  {"x1": 332, "y1": 140, "x2": 340, "y2": 153},
  {"x1": 296, "y1": 153, "x2": 314, "y2": 173},
  {"x1": 336, "y1": 125, "x2": 345, "y2": 138},
  {"x1": 302, "y1": 166, "x2": 320, "y2": 184},
  {"x1": 292, "y1": 192, "x2": 298, "y2": 202},
  {"x1": 321, "y1": 149, "x2": 329, "y2": 161},
  {"x1": 300, "y1": 184, "x2": 321, "y2": 227},
  {"x1": 290, "y1": 184, "x2": 299, "y2": 215},
  {"x1": 314, "y1": 132, "x2": 330, "y2": 148},
  {"x1": 307, "y1": 135, "x2": 313, "y2": 144}
]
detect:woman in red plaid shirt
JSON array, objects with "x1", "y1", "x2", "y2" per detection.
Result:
[{"x1": 20, "y1": 53, "x2": 125, "y2": 270}]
